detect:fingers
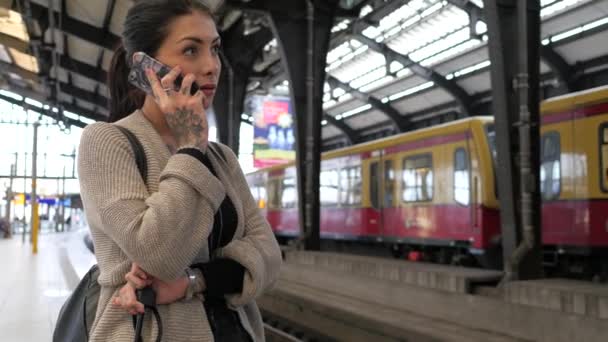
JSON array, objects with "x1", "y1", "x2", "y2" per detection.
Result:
[
  {"x1": 130, "y1": 263, "x2": 149, "y2": 281},
  {"x1": 160, "y1": 65, "x2": 182, "y2": 91},
  {"x1": 145, "y1": 68, "x2": 168, "y2": 102},
  {"x1": 125, "y1": 272, "x2": 151, "y2": 289},
  {"x1": 112, "y1": 285, "x2": 145, "y2": 315},
  {"x1": 179, "y1": 73, "x2": 196, "y2": 96}
]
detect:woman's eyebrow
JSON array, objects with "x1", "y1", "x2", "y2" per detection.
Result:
[{"x1": 178, "y1": 36, "x2": 221, "y2": 44}]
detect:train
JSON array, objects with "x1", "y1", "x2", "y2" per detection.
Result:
[{"x1": 245, "y1": 85, "x2": 608, "y2": 278}]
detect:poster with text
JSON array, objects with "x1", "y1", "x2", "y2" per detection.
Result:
[{"x1": 252, "y1": 96, "x2": 295, "y2": 168}]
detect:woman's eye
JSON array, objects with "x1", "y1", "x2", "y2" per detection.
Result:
[
  {"x1": 212, "y1": 45, "x2": 221, "y2": 54},
  {"x1": 184, "y1": 47, "x2": 197, "y2": 56}
]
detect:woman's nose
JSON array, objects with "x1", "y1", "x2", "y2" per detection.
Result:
[{"x1": 199, "y1": 52, "x2": 220, "y2": 76}]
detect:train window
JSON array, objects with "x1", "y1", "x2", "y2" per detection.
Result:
[
  {"x1": 454, "y1": 148, "x2": 470, "y2": 205},
  {"x1": 402, "y1": 154, "x2": 433, "y2": 202},
  {"x1": 339, "y1": 166, "x2": 362, "y2": 206},
  {"x1": 281, "y1": 178, "x2": 297, "y2": 209},
  {"x1": 370, "y1": 162, "x2": 380, "y2": 209},
  {"x1": 600, "y1": 124, "x2": 608, "y2": 192},
  {"x1": 267, "y1": 179, "x2": 281, "y2": 209},
  {"x1": 384, "y1": 160, "x2": 395, "y2": 208},
  {"x1": 320, "y1": 169, "x2": 339, "y2": 206},
  {"x1": 352, "y1": 167, "x2": 362, "y2": 205},
  {"x1": 339, "y1": 169, "x2": 350, "y2": 205},
  {"x1": 540, "y1": 132, "x2": 561, "y2": 200}
]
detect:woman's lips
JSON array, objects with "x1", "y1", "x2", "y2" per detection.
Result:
[{"x1": 200, "y1": 85, "x2": 216, "y2": 97}]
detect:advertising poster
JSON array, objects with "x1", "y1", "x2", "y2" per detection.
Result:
[{"x1": 252, "y1": 96, "x2": 296, "y2": 168}]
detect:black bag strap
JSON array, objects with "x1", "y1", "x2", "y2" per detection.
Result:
[
  {"x1": 208, "y1": 141, "x2": 227, "y2": 164},
  {"x1": 115, "y1": 126, "x2": 162, "y2": 342},
  {"x1": 116, "y1": 126, "x2": 148, "y2": 184}
]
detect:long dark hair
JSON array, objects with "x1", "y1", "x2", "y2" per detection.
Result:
[{"x1": 107, "y1": 0, "x2": 213, "y2": 122}]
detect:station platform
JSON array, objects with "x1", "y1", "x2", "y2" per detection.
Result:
[
  {"x1": 0, "y1": 230, "x2": 94, "y2": 342},
  {"x1": 3, "y1": 231, "x2": 608, "y2": 342},
  {"x1": 258, "y1": 249, "x2": 608, "y2": 342}
]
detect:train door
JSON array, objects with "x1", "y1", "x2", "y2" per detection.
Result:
[
  {"x1": 380, "y1": 157, "x2": 398, "y2": 237},
  {"x1": 541, "y1": 126, "x2": 572, "y2": 237},
  {"x1": 367, "y1": 159, "x2": 382, "y2": 237},
  {"x1": 600, "y1": 124, "x2": 608, "y2": 194},
  {"x1": 452, "y1": 143, "x2": 473, "y2": 235}
]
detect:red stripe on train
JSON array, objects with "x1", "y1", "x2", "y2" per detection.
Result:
[
  {"x1": 542, "y1": 102, "x2": 608, "y2": 125},
  {"x1": 542, "y1": 200, "x2": 608, "y2": 246},
  {"x1": 384, "y1": 132, "x2": 471, "y2": 155},
  {"x1": 265, "y1": 199, "x2": 608, "y2": 249},
  {"x1": 265, "y1": 204, "x2": 500, "y2": 249}
]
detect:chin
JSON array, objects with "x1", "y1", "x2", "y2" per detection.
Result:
[{"x1": 203, "y1": 97, "x2": 214, "y2": 109}]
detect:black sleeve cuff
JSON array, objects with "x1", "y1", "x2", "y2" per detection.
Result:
[
  {"x1": 176, "y1": 148, "x2": 216, "y2": 176},
  {"x1": 191, "y1": 258, "x2": 245, "y2": 297}
]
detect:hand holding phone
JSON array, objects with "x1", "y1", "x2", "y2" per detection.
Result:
[
  {"x1": 128, "y1": 52, "x2": 198, "y2": 96},
  {"x1": 137, "y1": 54, "x2": 209, "y2": 152}
]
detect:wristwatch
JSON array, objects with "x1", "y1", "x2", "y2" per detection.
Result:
[{"x1": 184, "y1": 268, "x2": 197, "y2": 300}]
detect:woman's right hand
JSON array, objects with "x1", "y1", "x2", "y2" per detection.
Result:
[{"x1": 145, "y1": 66, "x2": 209, "y2": 152}]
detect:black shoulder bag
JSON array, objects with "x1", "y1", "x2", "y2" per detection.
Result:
[{"x1": 53, "y1": 126, "x2": 161, "y2": 342}]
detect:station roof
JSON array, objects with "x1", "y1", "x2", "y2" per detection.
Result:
[{"x1": 0, "y1": 0, "x2": 606, "y2": 146}]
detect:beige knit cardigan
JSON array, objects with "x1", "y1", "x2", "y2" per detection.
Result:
[{"x1": 77, "y1": 110, "x2": 282, "y2": 342}]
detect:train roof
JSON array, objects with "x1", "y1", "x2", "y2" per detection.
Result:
[
  {"x1": 247, "y1": 116, "x2": 493, "y2": 175},
  {"x1": 541, "y1": 85, "x2": 608, "y2": 115}
]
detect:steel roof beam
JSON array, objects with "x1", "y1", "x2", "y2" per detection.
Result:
[
  {"x1": 323, "y1": 112, "x2": 361, "y2": 144},
  {"x1": 0, "y1": 89, "x2": 85, "y2": 128},
  {"x1": 355, "y1": 34, "x2": 473, "y2": 116},
  {"x1": 0, "y1": 60, "x2": 108, "y2": 119},
  {"x1": 92, "y1": 0, "x2": 117, "y2": 115},
  {"x1": 25, "y1": 1, "x2": 120, "y2": 50},
  {"x1": 326, "y1": 74, "x2": 409, "y2": 132},
  {"x1": 448, "y1": 0, "x2": 574, "y2": 92}
]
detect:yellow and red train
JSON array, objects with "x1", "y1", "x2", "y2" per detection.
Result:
[{"x1": 246, "y1": 85, "x2": 608, "y2": 275}]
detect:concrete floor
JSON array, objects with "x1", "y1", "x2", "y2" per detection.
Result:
[{"x1": 0, "y1": 230, "x2": 93, "y2": 342}]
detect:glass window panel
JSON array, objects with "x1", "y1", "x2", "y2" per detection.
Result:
[
  {"x1": 384, "y1": 160, "x2": 394, "y2": 208},
  {"x1": 340, "y1": 169, "x2": 350, "y2": 205},
  {"x1": 320, "y1": 169, "x2": 339, "y2": 206},
  {"x1": 402, "y1": 154, "x2": 433, "y2": 202},
  {"x1": 370, "y1": 162, "x2": 380, "y2": 209},
  {"x1": 602, "y1": 126, "x2": 608, "y2": 192},
  {"x1": 540, "y1": 132, "x2": 561, "y2": 199},
  {"x1": 454, "y1": 148, "x2": 470, "y2": 205}
]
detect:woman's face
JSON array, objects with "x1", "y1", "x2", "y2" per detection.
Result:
[{"x1": 154, "y1": 11, "x2": 221, "y2": 109}]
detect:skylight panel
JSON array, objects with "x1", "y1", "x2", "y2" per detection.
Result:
[
  {"x1": 263, "y1": 39, "x2": 277, "y2": 52},
  {"x1": 420, "y1": 39, "x2": 481, "y2": 67},
  {"x1": 387, "y1": 81, "x2": 434, "y2": 102},
  {"x1": 409, "y1": 27, "x2": 470, "y2": 62},
  {"x1": 331, "y1": 19, "x2": 351, "y2": 33},
  {"x1": 360, "y1": 5, "x2": 373, "y2": 17},
  {"x1": 359, "y1": 75, "x2": 395, "y2": 93},
  {"x1": 389, "y1": 61, "x2": 404, "y2": 73},
  {"x1": 323, "y1": 100, "x2": 337, "y2": 109},
  {"x1": 349, "y1": 67, "x2": 387, "y2": 89},
  {"x1": 362, "y1": 25, "x2": 382, "y2": 39},
  {"x1": 332, "y1": 50, "x2": 386, "y2": 83},
  {"x1": 541, "y1": 0, "x2": 586, "y2": 18},
  {"x1": 332, "y1": 87, "x2": 346, "y2": 98},
  {"x1": 396, "y1": 68, "x2": 412, "y2": 78}
]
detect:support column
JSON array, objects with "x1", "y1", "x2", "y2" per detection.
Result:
[
  {"x1": 268, "y1": 0, "x2": 338, "y2": 250},
  {"x1": 215, "y1": 23, "x2": 273, "y2": 153},
  {"x1": 483, "y1": 0, "x2": 542, "y2": 280}
]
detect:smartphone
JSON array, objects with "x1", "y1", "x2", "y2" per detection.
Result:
[{"x1": 128, "y1": 52, "x2": 198, "y2": 96}]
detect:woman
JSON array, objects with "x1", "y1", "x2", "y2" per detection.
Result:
[{"x1": 77, "y1": 1, "x2": 282, "y2": 341}]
